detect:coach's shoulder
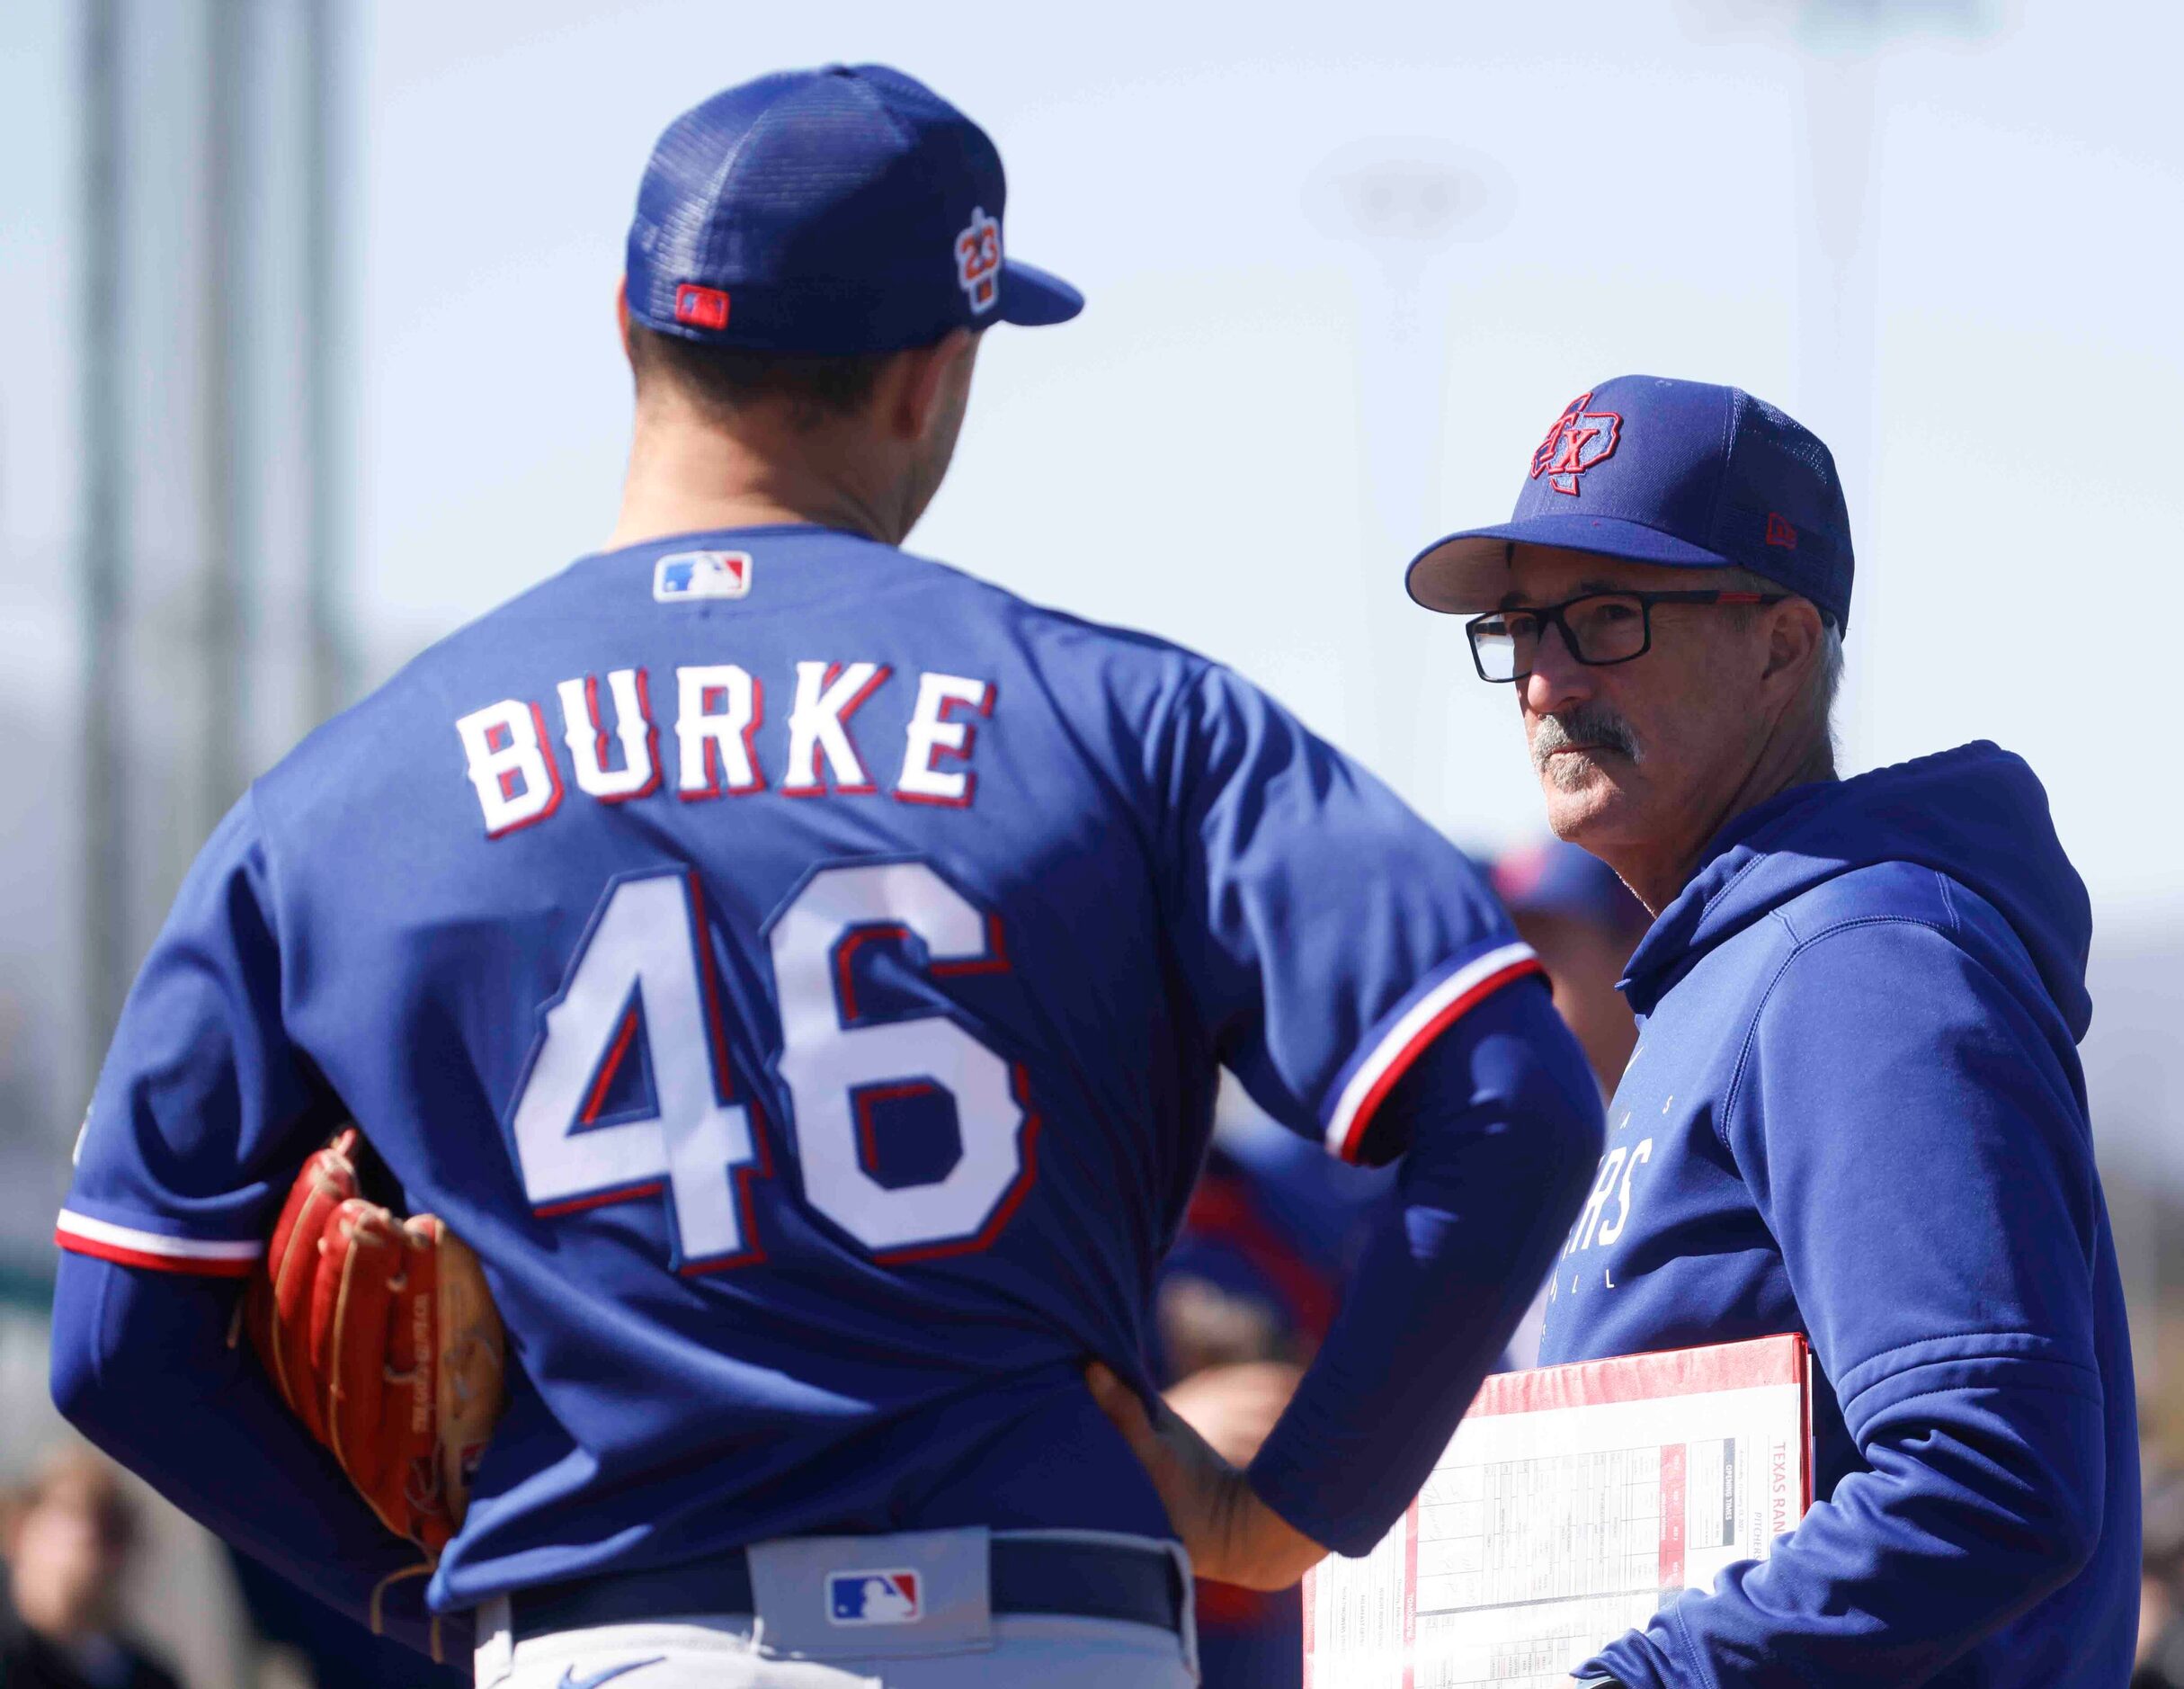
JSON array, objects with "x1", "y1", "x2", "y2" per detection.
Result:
[{"x1": 1769, "y1": 859, "x2": 1957, "y2": 949}]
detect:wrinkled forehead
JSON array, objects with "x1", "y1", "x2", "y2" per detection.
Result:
[{"x1": 1500, "y1": 543, "x2": 1723, "y2": 607}]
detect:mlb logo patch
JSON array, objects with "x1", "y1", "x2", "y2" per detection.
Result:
[
  {"x1": 653, "y1": 550, "x2": 752, "y2": 603},
  {"x1": 827, "y1": 1569, "x2": 922, "y2": 1626},
  {"x1": 673, "y1": 282, "x2": 731, "y2": 330}
]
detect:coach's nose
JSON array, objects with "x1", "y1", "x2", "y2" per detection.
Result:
[{"x1": 1521, "y1": 618, "x2": 1592, "y2": 722}]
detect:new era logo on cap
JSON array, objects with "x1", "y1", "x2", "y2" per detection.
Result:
[
  {"x1": 827, "y1": 1569, "x2": 922, "y2": 1625},
  {"x1": 653, "y1": 550, "x2": 752, "y2": 603}
]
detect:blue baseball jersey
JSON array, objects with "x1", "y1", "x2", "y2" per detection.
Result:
[{"x1": 59, "y1": 526, "x2": 1538, "y2": 1611}]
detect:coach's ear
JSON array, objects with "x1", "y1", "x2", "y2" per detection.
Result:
[{"x1": 883, "y1": 327, "x2": 977, "y2": 444}]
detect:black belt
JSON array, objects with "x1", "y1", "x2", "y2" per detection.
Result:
[{"x1": 506, "y1": 1537, "x2": 1184, "y2": 1641}]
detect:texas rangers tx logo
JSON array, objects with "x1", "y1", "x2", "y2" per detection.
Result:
[
  {"x1": 827, "y1": 1568, "x2": 923, "y2": 1626},
  {"x1": 955, "y1": 208, "x2": 1002, "y2": 314},
  {"x1": 1530, "y1": 390, "x2": 1623, "y2": 496}
]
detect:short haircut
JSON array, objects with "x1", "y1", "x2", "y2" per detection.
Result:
[
  {"x1": 1717, "y1": 566, "x2": 1843, "y2": 759},
  {"x1": 626, "y1": 323, "x2": 889, "y2": 430}
]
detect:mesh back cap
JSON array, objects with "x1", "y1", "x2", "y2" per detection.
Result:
[
  {"x1": 1407, "y1": 375, "x2": 1855, "y2": 634},
  {"x1": 626, "y1": 64, "x2": 1083, "y2": 355}
]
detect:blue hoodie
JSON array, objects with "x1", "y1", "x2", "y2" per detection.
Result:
[{"x1": 1538, "y1": 743, "x2": 2138, "y2": 1687}]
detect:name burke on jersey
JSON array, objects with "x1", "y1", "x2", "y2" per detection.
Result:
[{"x1": 456, "y1": 662, "x2": 993, "y2": 837}]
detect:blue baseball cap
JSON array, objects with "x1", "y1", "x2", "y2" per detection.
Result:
[
  {"x1": 626, "y1": 65, "x2": 1083, "y2": 356},
  {"x1": 1407, "y1": 375, "x2": 1855, "y2": 633}
]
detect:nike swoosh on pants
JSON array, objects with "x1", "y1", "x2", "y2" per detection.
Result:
[{"x1": 556, "y1": 1657, "x2": 665, "y2": 1689}]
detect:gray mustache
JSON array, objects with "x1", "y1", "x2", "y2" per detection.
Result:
[{"x1": 1532, "y1": 705, "x2": 1640, "y2": 771}]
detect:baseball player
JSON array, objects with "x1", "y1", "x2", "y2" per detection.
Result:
[{"x1": 49, "y1": 66, "x2": 1604, "y2": 1689}]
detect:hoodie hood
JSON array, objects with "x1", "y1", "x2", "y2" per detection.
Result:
[{"x1": 1622, "y1": 742, "x2": 2092, "y2": 1035}]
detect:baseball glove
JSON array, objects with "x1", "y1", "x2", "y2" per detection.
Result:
[{"x1": 245, "y1": 1128, "x2": 506, "y2": 1554}]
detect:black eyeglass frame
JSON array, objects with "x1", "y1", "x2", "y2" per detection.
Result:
[{"x1": 1462, "y1": 589, "x2": 1788, "y2": 684}]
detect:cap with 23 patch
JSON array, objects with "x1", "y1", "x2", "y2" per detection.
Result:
[{"x1": 626, "y1": 64, "x2": 1083, "y2": 356}]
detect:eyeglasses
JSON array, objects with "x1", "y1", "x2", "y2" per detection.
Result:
[{"x1": 1463, "y1": 590, "x2": 1787, "y2": 684}]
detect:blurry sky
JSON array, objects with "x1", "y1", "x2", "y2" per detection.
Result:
[{"x1": 337, "y1": 0, "x2": 2184, "y2": 905}]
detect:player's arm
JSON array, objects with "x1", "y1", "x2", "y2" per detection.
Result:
[
  {"x1": 1578, "y1": 921, "x2": 2107, "y2": 1689},
  {"x1": 48, "y1": 795, "x2": 461, "y2": 1658},
  {"x1": 1094, "y1": 664, "x2": 1604, "y2": 1586},
  {"x1": 51, "y1": 1253, "x2": 459, "y2": 1658},
  {"x1": 1098, "y1": 980, "x2": 1600, "y2": 1583}
]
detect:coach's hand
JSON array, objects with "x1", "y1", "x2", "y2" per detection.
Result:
[{"x1": 1085, "y1": 1360, "x2": 1326, "y2": 1591}]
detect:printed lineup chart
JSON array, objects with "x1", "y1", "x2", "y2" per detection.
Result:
[{"x1": 1303, "y1": 1336, "x2": 1811, "y2": 1689}]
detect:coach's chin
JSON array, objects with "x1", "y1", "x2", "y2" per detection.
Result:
[{"x1": 1407, "y1": 374, "x2": 2139, "y2": 1689}]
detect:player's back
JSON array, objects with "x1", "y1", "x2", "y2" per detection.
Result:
[
  {"x1": 254, "y1": 525, "x2": 1244, "y2": 1601},
  {"x1": 71, "y1": 517, "x2": 1526, "y2": 1613}
]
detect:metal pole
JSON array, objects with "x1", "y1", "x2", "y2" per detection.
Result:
[
  {"x1": 78, "y1": 0, "x2": 129, "y2": 1087},
  {"x1": 304, "y1": 0, "x2": 352, "y2": 723},
  {"x1": 201, "y1": 0, "x2": 248, "y2": 832}
]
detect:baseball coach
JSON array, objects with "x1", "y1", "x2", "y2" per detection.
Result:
[{"x1": 1407, "y1": 376, "x2": 2138, "y2": 1688}]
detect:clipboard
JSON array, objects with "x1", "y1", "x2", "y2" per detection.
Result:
[{"x1": 1301, "y1": 1335, "x2": 1813, "y2": 1688}]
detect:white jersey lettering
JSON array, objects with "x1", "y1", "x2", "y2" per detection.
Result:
[
  {"x1": 458, "y1": 660, "x2": 1000, "y2": 837},
  {"x1": 557, "y1": 669, "x2": 660, "y2": 802},
  {"x1": 675, "y1": 665, "x2": 765, "y2": 798},
  {"x1": 456, "y1": 700, "x2": 564, "y2": 836},
  {"x1": 783, "y1": 661, "x2": 889, "y2": 795},
  {"x1": 894, "y1": 674, "x2": 993, "y2": 807}
]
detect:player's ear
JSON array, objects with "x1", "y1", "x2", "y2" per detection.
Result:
[
  {"x1": 615, "y1": 278, "x2": 636, "y2": 371},
  {"x1": 888, "y1": 328, "x2": 976, "y2": 443}
]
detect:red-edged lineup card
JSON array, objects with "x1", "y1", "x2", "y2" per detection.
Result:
[{"x1": 1302, "y1": 1335, "x2": 1813, "y2": 1689}]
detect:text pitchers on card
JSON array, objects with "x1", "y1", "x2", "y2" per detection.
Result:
[{"x1": 453, "y1": 665, "x2": 996, "y2": 836}]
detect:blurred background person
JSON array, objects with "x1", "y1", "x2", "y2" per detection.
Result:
[
  {"x1": 1153, "y1": 1087, "x2": 1390, "y2": 1689},
  {"x1": 1491, "y1": 838, "x2": 1650, "y2": 1095},
  {"x1": 2137, "y1": 1464, "x2": 2184, "y2": 1689},
  {"x1": 1490, "y1": 838, "x2": 1650, "y2": 1370},
  {"x1": 0, "y1": 1446, "x2": 181, "y2": 1689}
]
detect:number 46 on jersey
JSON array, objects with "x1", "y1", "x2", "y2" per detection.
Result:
[{"x1": 507, "y1": 860, "x2": 1036, "y2": 1273}]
